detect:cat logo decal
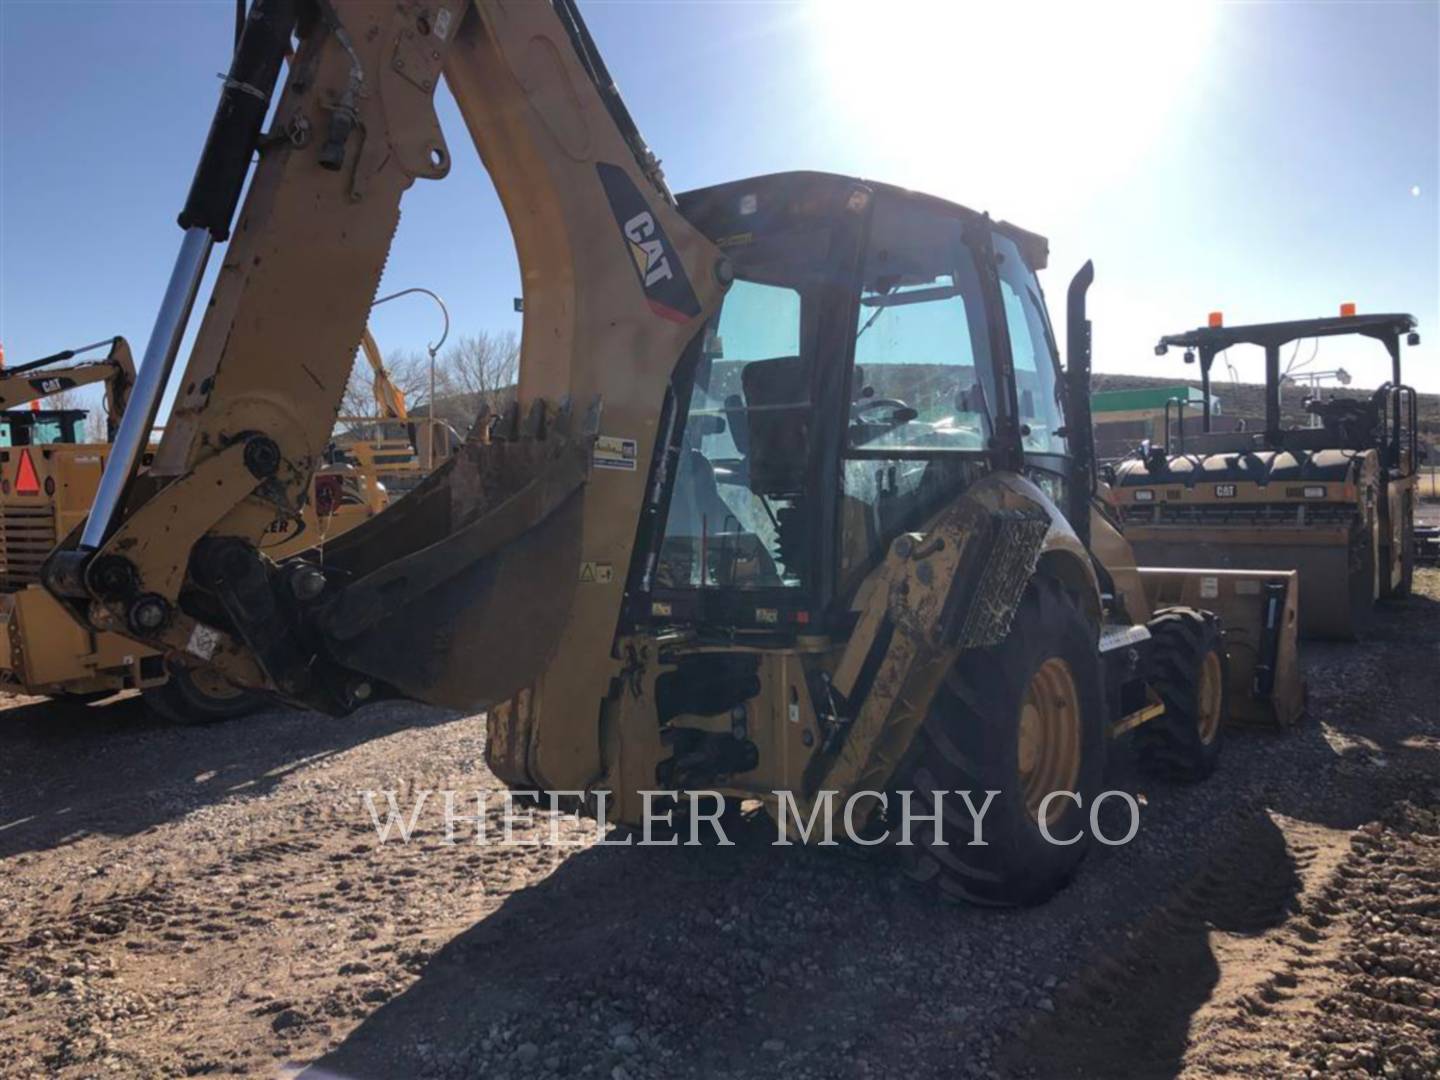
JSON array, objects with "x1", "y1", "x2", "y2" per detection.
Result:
[{"x1": 596, "y1": 162, "x2": 701, "y2": 324}]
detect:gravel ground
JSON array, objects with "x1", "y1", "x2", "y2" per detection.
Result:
[{"x1": 1, "y1": 571, "x2": 1437, "y2": 1079}]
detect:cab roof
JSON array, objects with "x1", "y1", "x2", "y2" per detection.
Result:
[{"x1": 679, "y1": 170, "x2": 1050, "y2": 270}]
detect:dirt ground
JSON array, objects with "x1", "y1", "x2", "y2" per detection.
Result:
[{"x1": 2, "y1": 573, "x2": 1438, "y2": 1079}]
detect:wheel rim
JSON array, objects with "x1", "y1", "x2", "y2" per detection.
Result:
[
  {"x1": 184, "y1": 667, "x2": 248, "y2": 703},
  {"x1": 1017, "y1": 657, "x2": 1082, "y2": 827},
  {"x1": 1197, "y1": 649, "x2": 1223, "y2": 745}
]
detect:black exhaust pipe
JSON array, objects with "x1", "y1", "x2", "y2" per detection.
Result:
[{"x1": 1065, "y1": 260, "x2": 1096, "y2": 547}]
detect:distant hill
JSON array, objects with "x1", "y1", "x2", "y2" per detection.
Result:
[{"x1": 1090, "y1": 371, "x2": 1440, "y2": 439}]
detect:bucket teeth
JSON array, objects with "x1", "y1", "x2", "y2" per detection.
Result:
[{"x1": 467, "y1": 402, "x2": 493, "y2": 446}]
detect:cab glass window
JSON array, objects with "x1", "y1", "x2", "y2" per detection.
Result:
[
  {"x1": 839, "y1": 196, "x2": 997, "y2": 591},
  {"x1": 658, "y1": 277, "x2": 807, "y2": 589},
  {"x1": 993, "y1": 233, "x2": 1067, "y2": 457},
  {"x1": 848, "y1": 198, "x2": 994, "y2": 453},
  {"x1": 0, "y1": 414, "x2": 82, "y2": 447}
]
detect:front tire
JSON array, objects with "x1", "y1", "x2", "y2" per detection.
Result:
[
  {"x1": 892, "y1": 577, "x2": 1107, "y2": 907},
  {"x1": 143, "y1": 665, "x2": 267, "y2": 726},
  {"x1": 1137, "y1": 608, "x2": 1227, "y2": 781}
]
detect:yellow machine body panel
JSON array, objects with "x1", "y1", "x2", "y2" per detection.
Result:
[
  {"x1": 0, "y1": 586, "x2": 161, "y2": 697},
  {"x1": 0, "y1": 440, "x2": 108, "y2": 591}
]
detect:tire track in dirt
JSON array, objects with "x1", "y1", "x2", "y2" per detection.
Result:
[{"x1": 1000, "y1": 798, "x2": 1440, "y2": 1079}]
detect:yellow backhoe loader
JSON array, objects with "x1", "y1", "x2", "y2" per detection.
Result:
[
  {"x1": 1111, "y1": 311, "x2": 1422, "y2": 639},
  {"x1": 0, "y1": 341, "x2": 388, "y2": 716},
  {"x1": 0, "y1": 337, "x2": 136, "y2": 423},
  {"x1": 40, "y1": 0, "x2": 1301, "y2": 903}
]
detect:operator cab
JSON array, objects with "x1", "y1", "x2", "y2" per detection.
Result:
[{"x1": 641, "y1": 172, "x2": 1071, "y2": 635}]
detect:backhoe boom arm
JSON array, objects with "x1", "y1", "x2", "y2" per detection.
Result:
[{"x1": 45, "y1": 0, "x2": 727, "y2": 779}]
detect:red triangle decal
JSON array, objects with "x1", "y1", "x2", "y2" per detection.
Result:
[{"x1": 15, "y1": 449, "x2": 40, "y2": 496}]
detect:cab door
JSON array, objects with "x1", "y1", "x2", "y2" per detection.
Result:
[
  {"x1": 833, "y1": 192, "x2": 1001, "y2": 598},
  {"x1": 989, "y1": 230, "x2": 1072, "y2": 511}
]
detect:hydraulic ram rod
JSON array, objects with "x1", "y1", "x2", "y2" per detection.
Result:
[
  {"x1": 80, "y1": 228, "x2": 212, "y2": 550},
  {"x1": 79, "y1": 0, "x2": 296, "y2": 551}
]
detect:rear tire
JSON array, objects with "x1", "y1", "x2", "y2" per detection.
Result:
[
  {"x1": 143, "y1": 665, "x2": 266, "y2": 726},
  {"x1": 1137, "y1": 608, "x2": 1227, "y2": 781},
  {"x1": 892, "y1": 577, "x2": 1107, "y2": 907}
]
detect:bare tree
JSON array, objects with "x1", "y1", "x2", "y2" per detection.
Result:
[
  {"x1": 38, "y1": 385, "x2": 80, "y2": 412},
  {"x1": 435, "y1": 331, "x2": 519, "y2": 417},
  {"x1": 84, "y1": 404, "x2": 108, "y2": 444},
  {"x1": 336, "y1": 330, "x2": 520, "y2": 441}
]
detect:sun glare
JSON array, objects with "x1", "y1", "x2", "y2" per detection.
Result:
[{"x1": 808, "y1": 0, "x2": 1216, "y2": 220}]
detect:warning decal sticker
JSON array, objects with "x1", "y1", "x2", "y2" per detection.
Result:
[
  {"x1": 578, "y1": 562, "x2": 615, "y2": 585},
  {"x1": 593, "y1": 435, "x2": 638, "y2": 472}
]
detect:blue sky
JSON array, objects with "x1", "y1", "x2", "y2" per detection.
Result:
[{"x1": 1, "y1": 0, "x2": 1436, "y2": 411}]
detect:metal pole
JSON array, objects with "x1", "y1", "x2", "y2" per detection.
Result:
[
  {"x1": 80, "y1": 227, "x2": 213, "y2": 550},
  {"x1": 1199, "y1": 347, "x2": 1214, "y2": 433},
  {"x1": 369, "y1": 287, "x2": 449, "y2": 471},
  {"x1": 1264, "y1": 344, "x2": 1282, "y2": 448}
]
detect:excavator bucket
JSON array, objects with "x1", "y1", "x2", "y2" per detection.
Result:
[{"x1": 298, "y1": 399, "x2": 598, "y2": 710}]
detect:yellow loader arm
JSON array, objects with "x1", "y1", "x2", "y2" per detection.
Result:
[
  {"x1": 360, "y1": 328, "x2": 408, "y2": 422},
  {"x1": 0, "y1": 337, "x2": 135, "y2": 431},
  {"x1": 45, "y1": 0, "x2": 727, "y2": 723}
]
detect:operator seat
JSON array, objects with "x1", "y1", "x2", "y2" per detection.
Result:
[
  {"x1": 1312, "y1": 396, "x2": 1380, "y2": 449},
  {"x1": 740, "y1": 356, "x2": 809, "y2": 496},
  {"x1": 738, "y1": 356, "x2": 812, "y2": 579}
]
